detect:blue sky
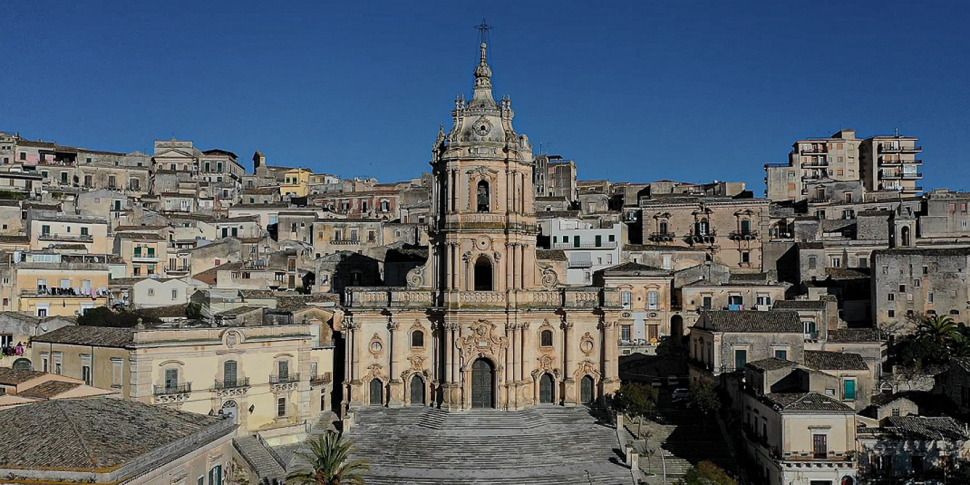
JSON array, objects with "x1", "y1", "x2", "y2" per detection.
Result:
[{"x1": 2, "y1": 1, "x2": 969, "y2": 193}]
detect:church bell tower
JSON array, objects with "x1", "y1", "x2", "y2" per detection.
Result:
[{"x1": 428, "y1": 38, "x2": 539, "y2": 296}]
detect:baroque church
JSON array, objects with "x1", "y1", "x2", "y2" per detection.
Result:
[{"x1": 337, "y1": 40, "x2": 624, "y2": 411}]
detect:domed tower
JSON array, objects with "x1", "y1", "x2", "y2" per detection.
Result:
[{"x1": 428, "y1": 41, "x2": 539, "y2": 295}]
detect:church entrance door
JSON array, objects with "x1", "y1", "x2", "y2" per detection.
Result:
[
  {"x1": 410, "y1": 375, "x2": 425, "y2": 406},
  {"x1": 369, "y1": 379, "x2": 384, "y2": 406},
  {"x1": 471, "y1": 359, "x2": 494, "y2": 408},
  {"x1": 581, "y1": 375, "x2": 595, "y2": 404},
  {"x1": 539, "y1": 373, "x2": 554, "y2": 404}
]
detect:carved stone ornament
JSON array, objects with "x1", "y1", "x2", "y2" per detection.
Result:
[
  {"x1": 474, "y1": 236, "x2": 492, "y2": 251},
  {"x1": 534, "y1": 356, "x2": 562, "y2": 380},
  {"x1": 462, "y1": 251, "x2": 473, "y2": 263},
  {"x1": 459, "y1": 319, "x2": 509, "y2": 362},
  {"x1": 579, "y1": 332, "x2": 595, "y2": 356},
  {"x1": 492, "y1": 251, "x2": 502, "y2": 261},
  {"x1": 367, "y1": 363, "x2": 388, "y2": 383},
  {"x1": 573, "y1": 359, "x2": 602, "y2": 381},
  {"x1": 406, "y1": 266, "x2": 424, "y2": 288},
  {"x1": 224, "y1": 330, "x2": 241, "y2": 349},
  {"x1": 540, "y1": 267, "x2": 558, "y2": 289},
  {"x1": 368, "y1": 334, "x2": 384, "y2": 356}
]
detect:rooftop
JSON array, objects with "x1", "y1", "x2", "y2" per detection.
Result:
[
  {"x1": 804, "y1": 350, "x2": 869, "y2": 371},
  {"x1": 885, "y1": 416, "x2": 970, "y2": 441},
  {"x1": 765, "y1": 392, "x2": 854, "y2": 413},
  {"x1": 697, "y1": 311, "x2": 802, "y2": 333},
  {"x1": 32, "y1": 326, "x2": 135, "y2": 348},
  {"x1": 0, "y1": 398, "x2": 233, "y2": 472}
]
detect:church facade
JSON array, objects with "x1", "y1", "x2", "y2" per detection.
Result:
[{"x1": 338, "y1": 41, "x2": 623, "y2": 411}]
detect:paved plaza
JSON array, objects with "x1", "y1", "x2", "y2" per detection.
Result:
[{"x1": 346, "y1": 406, "x2": 633, "y2": 485}]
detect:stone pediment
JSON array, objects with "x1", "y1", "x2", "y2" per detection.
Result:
[{"x1": 459, "y1": 319, "x2": 508, "y2": 366}]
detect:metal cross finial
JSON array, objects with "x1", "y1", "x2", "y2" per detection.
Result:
[{"x1": 475, "y1": 18, "x2": 492, "y2": 44}]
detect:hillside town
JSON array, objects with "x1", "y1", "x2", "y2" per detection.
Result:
[{"x1": 2, "y1": 40, "x2": 970, "y2": 485}]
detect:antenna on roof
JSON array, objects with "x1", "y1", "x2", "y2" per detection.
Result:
[{"x1": 894, "y1": 127, "x2": 899, "y2": 137}]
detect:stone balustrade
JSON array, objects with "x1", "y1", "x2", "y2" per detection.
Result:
[{"x1": 345, "y1": 287, "x2": 622, "y2": 310}]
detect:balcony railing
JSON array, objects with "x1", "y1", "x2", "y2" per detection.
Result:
[
  {"x1": 38, "y1": 233, "x2": 93, "y2": 242},
  {"x1": 648, "y1": 232, "x2": 676, "y2": 242},
  {"x1": 214, "y1": 377, "x2": 250, "y2": 389},
  {"x1": 800, "y1": 148, "x2": 828, "y2": 155},
  {"x1": 568, "y1": 259, "x2": 593, "y2": 268},
  {"x1": 729, "y1": 231, "x2": 759, "y2": 241},
  {"x1": 154, "y1": 382, "x2": 192, "y2": 395},
  {"x1": 269, "y1": 373, "x2": 300, "y2": 384},
  {"x1": 310, "y1": 373, "x2": 333, "y2": 386},
  {"x1": 879, "y1": 145, "x2": 922, "y2": 154},
  {"x1": 801, "y1": 161, "x2": 828, "y2": 168},
  {"x1": 330, "y1": 239, "x2": 361, "y2": 245},
  {"x1": 552, "y1": 241, "x2": 618, "y2": 250},
  {"x1": 688, "y1": 231, "x2": 717, "y2": 243}
]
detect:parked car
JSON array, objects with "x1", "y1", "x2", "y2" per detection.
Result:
[
  {"x1": 651, "y1": 378, "x2": 663, "y2": 388},
  {"x1": 672, "y1": 388, "x2": 690, "y2": 401},
  {"x1": 667, "y1": 375, "x2": 679, "y2": 387}
]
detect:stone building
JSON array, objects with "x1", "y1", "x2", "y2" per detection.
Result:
[
  {"x1": 338, "y1": 41, "x2": 622, "y2": 412},
  {"x1": 639, "y1": 194, "x2": 770, "y2": 272},
  {"x1": 871, "y1": 247, "x2": 970, "y2": 333},
  {"x1": 31, "y1": 318, "x2": 336, "y2": 435}
]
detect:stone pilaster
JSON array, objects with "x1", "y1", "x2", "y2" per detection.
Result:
[{"x1": 387, "y1": 318, "x2": 403, "y2": 408}]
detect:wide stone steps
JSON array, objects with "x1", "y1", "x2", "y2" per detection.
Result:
[{"x1": 347, "y1": 406, "x2": 632, "y2": 485}]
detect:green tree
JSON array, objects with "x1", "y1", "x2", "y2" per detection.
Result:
[
  {"x1": 613, "y1": 382, "x2": 658, "y2": 437},
  {"x1": 689, "y1": 380, "x2": 721, "y2": 417},
  {"x1": 677, "y1": 461, "x2": 737, "y2": 485},
  {"x1": 286, "y1": 431, "x2": 369, "y2": 485},
  {"x1": 918, "y1": 314, "x2": 959, "y2": 347}
]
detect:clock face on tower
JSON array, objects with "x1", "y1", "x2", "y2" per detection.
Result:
[{"x1": 474, "y1": 117, "x2": 491, "y2": 136}]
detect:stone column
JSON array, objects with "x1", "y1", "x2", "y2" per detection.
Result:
[
  {"x1": 562, "y1": 320, "x2": 575, "y2": 406},
  {"x1": 346, "y1": 318, "x2": 361, "y2": 411},
  {"x1": 387, "y1": 318, "x2": 403, "y2": 407},
  {"x1": 517, "y1": 244, "x2": 525, "y2": 289},
  {"x1": 507, "y1": 322, "x2": 518, "y2": 410},
  {"x1": 603, "y1": 319, "x2": 619, "y2": 393},
  {"x1": 452, "y1": 323, "x2": 462, "y2": 409}
]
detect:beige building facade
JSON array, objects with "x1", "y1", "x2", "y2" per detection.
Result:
[
  {"x1": 340, "y1": 42, "x2": 622, "y2": 412},
  {"x1": 32, "y1": 318, "x2": 336, "y2": 435}
]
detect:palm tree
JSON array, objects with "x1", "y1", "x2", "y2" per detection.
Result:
[
  {"x1": 918, "y1": 314, "x2": 959, "y2": 347},
  {"x1": 286, "y1": 431, "x2": 369, "y2": 485}
]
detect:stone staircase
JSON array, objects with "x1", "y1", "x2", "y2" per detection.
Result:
[{"x1": 347, "y1": 406, "x2": 632, "y2": 485}]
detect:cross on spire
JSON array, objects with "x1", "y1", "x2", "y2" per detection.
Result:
[{"x1": 475, "y1": 18, "x2": 492, "y2": 46}]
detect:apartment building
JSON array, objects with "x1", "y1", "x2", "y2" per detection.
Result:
[
  {"x1": 765, "y1": 129, "x2": 863, "y2": 202},
  {"x1": 543, "y1": 218, "x2": 624, "y2": 285},
  {"x1": 594, "y1": 262, "x2": 674, "y2": 347},
  {"x1": 26, "y1": 211, "x2": 110, "y2": 254},
  {"x1": 860, "y1": 134, "x2": 923, "y2": 195},
  {"x1": 0, "y1": 251, "x2": 111, "y2": 317}
]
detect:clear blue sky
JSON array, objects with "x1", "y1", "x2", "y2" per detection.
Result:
[{"x1": 3, "y1": 1, "x2": 969, "y2": 193}]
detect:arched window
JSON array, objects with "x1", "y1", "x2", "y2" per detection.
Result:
[
  {"x1": 901, "y1": 226, "x2": 911, "y2": 247},
  {"x1": 477, "y1": 180, "x2": 490, "y2": 212},
  {"x1": 474, "y1": 256, "x2": 492, "y2": 291},
  {"x1": 540, "y1": 329, "x2": 553, "y2": 347},
  {"x1": 411, "y1": 330, "x2": 424, "y2": 348}
]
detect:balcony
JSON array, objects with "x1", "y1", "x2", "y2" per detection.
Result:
[
  {"x1": 648, "y1": 232, "x2": 676, "y2": 242},
  {"x1": 132, "y1": 255, "x2": 159, "y2": 263},
  {"x1": 801, "y1": 160, "x2": 828, "y2": 168},
  {"x1": 552, "y1": 241, "x2": 618, "y2": 250},
  {"x1": 22, "y1": 288, "x2": 98, "y2": 298},
  {"x1": 878, "y1": 157, "x2": 923, "y2": 166},
  {"x1": 799, "y1": 148, "x2": 828, "y2": 155},
  {"x1": 214, "y1": 377, "x2": 250, "y2": 390},
  {"x1": 902, "y1": 172, "x2": 923, "y2": 179},
  {"x1": 154, "y1": 382, "x2": 192, "y2": 403},
  {"x1": 330, "y1": 239, "x2": 361, "y2": 245},
  {"x1": 729, "y1": 231, "x2": 759, "y2": 241},
  {"x1": 310, "y1": 372, "x2": 333, "y2": 386},
  {"x1": 38, "y1": 233, "x2": 93, "y2": 243},
  {"x1": 878, "y1": 144, "x2": 922, "y2": 154},
  {"x1": 688, "y1": 231, "x2": 717, "y2": 244},
  {"x1": 270, "y1": 373, "x2": 301, "y2": 392},
  {"x1": 568, "y1": 259, "x2": 593, "y2": 269}
]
